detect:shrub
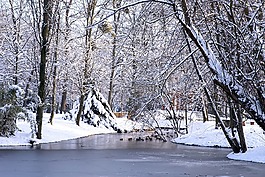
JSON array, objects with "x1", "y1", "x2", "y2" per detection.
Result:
[{"x1": 0, "y1": 85, "x2": 24, "y2": 137}]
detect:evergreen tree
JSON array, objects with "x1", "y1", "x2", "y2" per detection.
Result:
[
  {"x1": 0, "y1": 85, "x2": 24, "y2": 137},
  {"x1": 70, "y1": 83, "x2": 119, "y2": 131}
]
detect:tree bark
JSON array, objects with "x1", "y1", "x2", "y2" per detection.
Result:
[
  {"x1": 36, "y1": 0, "x2": 53, "y2": 139},
  {"x1": 202, "y1": 96, "x2": 208, "y2": 123},
  {"x1": 49, "y1": 1, "x2": 60, "y2": 125},
  {"x1": 8, "y1": 0, "x2": 21, "y2": 85},
  {"x1": 181, "y1": 11, "x2": 241, "y2": 152},
  {"x1": 60, "y1": 91, "x2": 67, "y2": 114},
  {"x1": 236, "y1": 104, "x2": 247, "y2": 153},
  {"x1": 75, "y1": 94, "x2": 84, "y2": 126},
  {"x1": 23, "y1": 70, "x2": 34, "y2": 107},
  {"x1": 60, "y1": 0, "x2": 72, "y2": 114},
  {"x1": 107, "y1": 0, "x2": 121, "y2": 108}
]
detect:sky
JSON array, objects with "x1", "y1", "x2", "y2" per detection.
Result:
[{"x1": 0, "y1": 112, "x2": 264, "y2": 164}]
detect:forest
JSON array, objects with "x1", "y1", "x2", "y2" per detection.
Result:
[{"x1": 0, "y1": 0, "x2": 264, "y2": 153}]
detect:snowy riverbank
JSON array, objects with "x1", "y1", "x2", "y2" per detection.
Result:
[
  {"x1": 1, "y1": 113, "x2": 265, "y2": 164},
  {"x1": 0, "y1": 113, "x2": 140, "y2": 146},
  {"x1": 172, "y1": 121, "x2": 265, "y2": 163}
]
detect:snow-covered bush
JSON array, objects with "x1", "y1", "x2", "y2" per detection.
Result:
[
  {"x1": 23, "y1": 89, "x2": 39, "y2": 112},
  {"x1": 0, "y1": 85, "x2": 24, "y2": 137},
  {"x1": 25, "y1": 110, "x2": 36, "y2": 138},
  {"x1": 0, "y1": 85, "x2": 38, "y2": 137},
  {"x1": 0, "y1": 105, "x2": 20, "y2": 136},
  {"x1": 69, "y1": 86, "x2": 120, "y2": 131}
]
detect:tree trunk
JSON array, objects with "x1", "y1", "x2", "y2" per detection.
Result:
[
  {"x1": 60, "y1": 0, "x2": 72, "y2": 114},
  {"x1": 174, "y1": 1, "x2": 265, "y2": 131},
  {"x1": 182, "y1": 23, "x2": 241, "y2": 153},
  {"x1": 107, "y1": 0, "x2": 121, "y2": 108},
  {"x1": 184, "y1": 103, "x2": 188, "y2": 134},
  {"x1": 75, "y1": 94, "x2": 84, "y2": 126},
  {"x1": 49, "y1": 2, "x2": 60, "y2": 125},
  {"x1": 23, "y1": 70, "x2": 34, "y2": 107},
  {"x1": 75, "y1": 0, "x2": 97, "y2": 126},
  {"x1": 236, "y1": 104, "x2": 247, "y2": 153},
  {"x1": 36, "y1": 0, "x2": 53, "y2": 139},
  {"x1": 108, "y1": 68, "x2": 114, "y2": 108},
  {"x1": 9, "y1": 0, "x2": 21, "y2": 85},
  {"x1": 205, "y1": 87, "x2": 241, "y2": 153},
  {"x1": 202, "y1": 96, "x2": 208, "y2": 122},
  {"x1": 60, "y1": 90, "x2": 67, "y2": 114}
]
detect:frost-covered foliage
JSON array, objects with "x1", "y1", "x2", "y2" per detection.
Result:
[
  {"x1": 23, "y1": 89, "x2": 39, "y2": 137},
  {"x1": 0, "y1": 104, "x2": 19, "y2": 137},
  {"x1": 0, "y1": 85, "x2": 38, "y2": 137},
  {"x1": 23, "y1": 89, "x2": 39, "y2": 112},
  {"x1": 0, "y1": 85, "x2": 24, "y2": 137},
  {"x1": 69, "y1": 87, "x2": 119, "y2": 131}
]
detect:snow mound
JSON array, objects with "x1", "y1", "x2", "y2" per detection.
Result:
[
  {"x1": 172, "y1": 121, "x2": 265, "y2": 163},
  {"x1": 172, "y1": 121, "x2": 230, "y2": 147},
  {"x1": 227, "y1": 147, "x2": 265, "y2": 164},
  {"x1": 172, "y1": 121, "x2": 265, "y2": 148}
]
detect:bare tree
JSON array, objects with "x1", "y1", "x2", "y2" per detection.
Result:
[
  {"x1": 107, "y1": 0, "x2": 121, "y2": 108},
  {"x1": 172, "y1": 0, "x2": 263, "y2": 152},
  {"x1": 75, "y1": 0, "x2": 97, "y2": 126},
  {"x1": 49, "y1": 0, "x2": 61, "y2": 125},
  {"x1": 36, "y1": 0, "x2": 53, "y2": 139},
  {"x1": 173, "y1": 0, "x2": 265, "y2": 131},
  {"x1": 8, "y1": 0, "x2": 23, "y2": 85},
  {"x1": 60, "y1": 0, "x2": 73, "y2": 114}
]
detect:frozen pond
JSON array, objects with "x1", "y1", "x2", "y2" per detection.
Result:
[{"x1": 0, "y1": 133, "x2": 264, "y2": 177}]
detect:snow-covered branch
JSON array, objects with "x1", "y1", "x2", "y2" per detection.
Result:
[{"x1": 176, "y1": 6, "x2": 265, "y2": 130}]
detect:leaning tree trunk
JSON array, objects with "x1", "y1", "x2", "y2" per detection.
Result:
[
  {"x1": 174, "y1": 0, "x2": 265, "y2": 131},
  {"x1": 182, "y1": 27, "x2": 241, "y2": 153}
]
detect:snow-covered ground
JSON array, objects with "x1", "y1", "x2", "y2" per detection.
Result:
[
  {"x1": 0, "y1": 112, "x2": 264, "y2": 164},
  {"x1": 172, "y1": 120, "x2": 265, "y2": 164},
  {"x1": 0, "y1": 113, "x2": 141, "y2": 146}
]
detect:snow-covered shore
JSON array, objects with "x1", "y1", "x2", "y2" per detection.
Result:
[
  {"x1": 1, "y1": 113, "x2": 264, "y2": 164},
  {"x1": 0, "y1": 113, "x2": 139, "y2": 146},
  {"x1": 172, "y1": 121, "x2": 265, "y2": 164}
]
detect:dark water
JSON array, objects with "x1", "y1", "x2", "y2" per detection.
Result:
[{"x1": 0, "y1": 133, "x2": 264, "y2": 177}]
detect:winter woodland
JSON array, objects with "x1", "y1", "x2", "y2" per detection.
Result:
[{"x1": 0, "y1": 0, "x2": 264, "y2": 153}]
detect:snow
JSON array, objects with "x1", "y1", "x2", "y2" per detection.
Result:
[
  {"x1": 190, "y1": 25, "x2": 230, "y2": 84},
  {"x1": 1, "y1": 111, "x2": 265, "y2": 164},
  {"x1": 227, "y1": 147, "x2": 265, "y2": 164},
  {"x1": 189, "y1": 24, "x2": 265, "y2": 122},
  {"x1": 172, "y1": 121, "x2": 230, "y2": 147},
  {"x1": 172, "y1": 120, "x2": 265, "y2": 164},
  {"x1": 70, "y1": 87, "x2": 119, "y2": 130},
  {"x1": 0, "y1": 113, "x2": 140, "y2": 146}
]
